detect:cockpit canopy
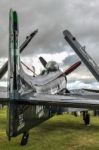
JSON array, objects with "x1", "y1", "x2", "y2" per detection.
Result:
[{"x1": 46, "y1": 61, "x2": 59, "y2": 71}]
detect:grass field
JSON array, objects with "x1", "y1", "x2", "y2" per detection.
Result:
[{"x1": 0, "y1": 109, "x2": 99, "y2": 150}]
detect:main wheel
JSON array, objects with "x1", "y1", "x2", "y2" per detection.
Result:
[
  {"x1": 83, "y1": 111, "x2": 90, "y2": 126},
  {"x1": 20, "y1": 132, "x2": 29, "y2": 146}
]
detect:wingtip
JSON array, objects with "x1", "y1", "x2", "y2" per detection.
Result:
[
  {"x1": 30, "y1": 29, "x2": 38, "y2": 37},
  {"x1": 63, "y1": 30, "x2": 71, "y2": 37}
]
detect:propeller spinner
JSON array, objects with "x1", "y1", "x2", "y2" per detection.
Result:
[{"x1": 39, "y1": 56, "x2": 81, "y2": 76}]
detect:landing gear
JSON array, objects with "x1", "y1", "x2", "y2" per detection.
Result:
[
  {"x1": 83, "y1": 111, "x2": 90, "y2": 126},
  {"x1": 20, "y1": 132, "x2": 29, "y2": 146}
]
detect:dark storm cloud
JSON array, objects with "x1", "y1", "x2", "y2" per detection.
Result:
[
  {"x1": 0, "y1": 0, "x2": 99, "y2": 57},
  {"x1": 21, "y1": 0, "x2": 99, "y2": 67},
  {"x1": 0, "y1": 0, "x2": 99, "y2": 84}
]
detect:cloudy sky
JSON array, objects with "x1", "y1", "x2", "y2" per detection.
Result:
[{"x1": 0, "y1": 0, "x2": 99, "y2": 89}]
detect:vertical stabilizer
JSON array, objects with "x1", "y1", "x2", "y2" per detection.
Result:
[
  {"x1": 8, "y1": 9, "x2": 20, "y2": 98},
  {"x1": 7, "y1": 9, "x2": 40, "y2": 140},
  {"x1": 7, "y1": 9, "x2": 20, "y2": 140},
  {"x1": 7, "y1": 9, "x2": 48, "y2": 141}
]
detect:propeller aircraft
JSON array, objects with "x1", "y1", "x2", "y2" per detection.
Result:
[{"x1": 0, "y1": 9, "x2": 99, "y2": 145}]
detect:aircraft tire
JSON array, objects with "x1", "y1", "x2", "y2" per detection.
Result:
[
  {"x1": 20, "y1": 132, "x2": 29, "y2": 146},
  {"x1": 83, "y1": 111, "x2": 90, "y2": 125}
]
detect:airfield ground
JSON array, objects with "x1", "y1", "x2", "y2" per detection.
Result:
[{"x1": 0, "y1": 108, "x2": 99, "y2": 150}]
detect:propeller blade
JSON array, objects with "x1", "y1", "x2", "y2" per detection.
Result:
[
  {"x1": 39, "y1": 57, "x2": 47, "y2": 68},
  {"x1": 21, "y1": 61, "x2": 37, "y2": 75},
  {"x1": 83, "y1": 88, "x2": 99, "y2": 93},
  {"x1": 63, "y1": 61, "x2": 81, "y2": 75}
]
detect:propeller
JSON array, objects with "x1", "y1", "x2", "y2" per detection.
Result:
[
  {"x1": 39, "y1": 56, "x2": 81, "y2": 75},
  {"x1": 39, "y1": 57, "x2": 47, "y2": 68},
  {"x1": 57, "y1": 61, "x2": 81, "y2": 78},
  {"x1": 63, "y1": 61, "x2": 81, "y2": 76},
  {"x1": 83, "y1": 88, "x2": 99, "y2": 93},
  {"x1": 21, "y1": 61, "x2": 37, "y2": 76}
]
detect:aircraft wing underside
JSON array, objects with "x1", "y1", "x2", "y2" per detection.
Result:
[
  {"x1": 20, "y1": 93, "x2": 99, "y2": 109},
  {"x1": 0, "y1": 90, "x2": 99, "y2": 109}
]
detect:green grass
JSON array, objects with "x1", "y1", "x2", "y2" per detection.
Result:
[{"x1": 0, "y1": 109, "x2": 99, "y2": 150}]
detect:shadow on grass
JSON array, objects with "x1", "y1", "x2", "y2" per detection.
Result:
[{"x1": 32, "y1": 116, "x2": 99, "y2": 134}]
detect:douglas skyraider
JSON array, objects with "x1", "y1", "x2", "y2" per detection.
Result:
[{"x1": 0, "y1": 9, "x2": 99, "y2": 145}]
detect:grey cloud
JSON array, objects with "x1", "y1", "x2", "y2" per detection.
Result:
[
  {"x1": 67, "y1": 80, "x2": 99, "y2": 90},
  {"x1": 0, "y1": 0, "x2": 99, "y2": 87},
  {"x1": 0, "y1": 0, "x2": 99, "y2": 86},
  {"x1": 0, "y1": 0, "x2": 99, "y2": 57},
  {"x1": 63, "y1": 53, "x2": 80, "y2": 65}
]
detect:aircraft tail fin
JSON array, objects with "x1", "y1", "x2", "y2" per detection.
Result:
[
  {"x1": 8, "y1": 9, "x2": 20, "y2": 97},
  {"x1": 7, "y1": 9, "x2": 41, "y2": 140},
  {"x1": 7, "y1": 8, "x2": 20, "y2": 140}
]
